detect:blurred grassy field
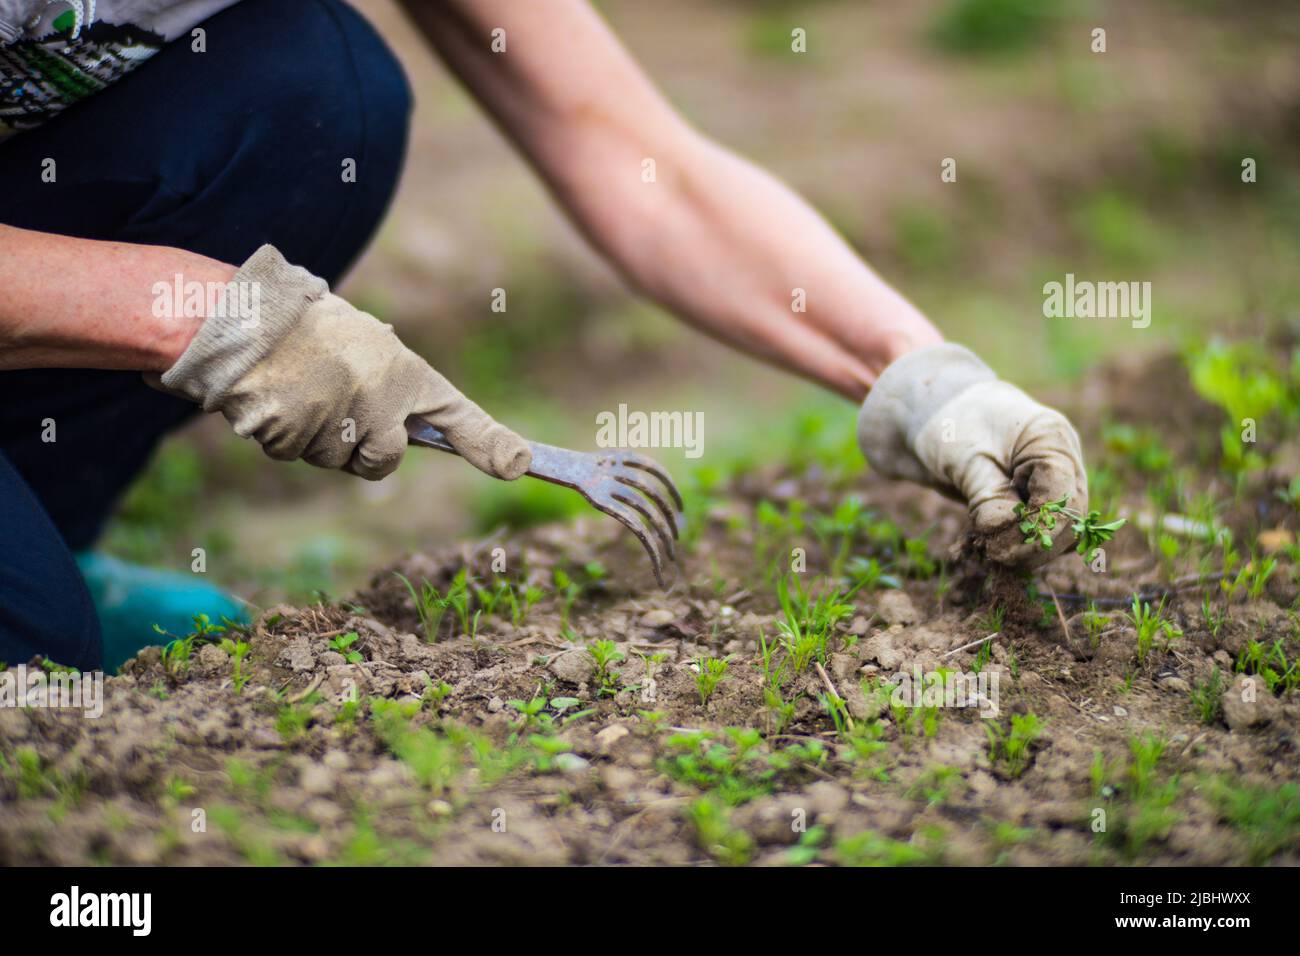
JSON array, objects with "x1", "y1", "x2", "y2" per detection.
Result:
[{"x1": 103, "y1": 0, "x2": 1300, "y2": 607}]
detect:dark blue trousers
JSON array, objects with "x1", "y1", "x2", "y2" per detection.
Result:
[{"x1": 0, "y1": 0, "x2": 411, "y2": 669}]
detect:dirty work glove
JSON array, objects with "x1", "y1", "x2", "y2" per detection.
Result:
[
  {"x1": 156, "y1": 245, "x2": 530, "y2": 481},
  {"x1": 857, "y1": 343, "x2": 1087, "y2": 566}
]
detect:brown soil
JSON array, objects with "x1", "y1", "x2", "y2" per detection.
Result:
[{"x1": 2, "y1": 352, "x2": 1297, "y2": 867}]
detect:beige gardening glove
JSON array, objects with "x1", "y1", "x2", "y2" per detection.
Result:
[
  {"x1": 857, "y1": 343, "x2": 1087, "y2": 566},
  {"x1": 156, "y1": 245, "x2": 531, "y2": 482}
]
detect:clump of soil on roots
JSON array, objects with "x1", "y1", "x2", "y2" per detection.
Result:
[{"x1": 2, "y1": 351, "x2": 1298, "y2": 866}]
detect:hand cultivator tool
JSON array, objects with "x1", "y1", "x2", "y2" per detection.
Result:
[{"x1": 406, "y1": 415, "x2": 683, "y2": 587}]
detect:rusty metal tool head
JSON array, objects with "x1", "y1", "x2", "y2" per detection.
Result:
[{"x1": 406, "y1": 415, "x2": 683, "y2": 587}]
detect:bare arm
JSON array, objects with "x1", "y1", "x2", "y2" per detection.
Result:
[
  {"x1": 0, "y1": 225, "x2": 232, "y2": 371},
  {"x1": 402, "y1": 0, "x2": 942, "y2": 400}
]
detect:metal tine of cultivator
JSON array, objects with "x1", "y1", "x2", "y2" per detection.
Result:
[
  {"x1": 590, "y1": 495, "x2": 671, "y2": 588},
  {"x1": 405, "y1": 415, "x2": 683, "y2": 588},
  {"x1": 609, "y1": 451, "x2": 685, "y2": 522}
]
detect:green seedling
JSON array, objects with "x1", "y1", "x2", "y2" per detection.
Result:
[
  {"x1": 1275, "y1": 475, "x2": 1300, "y2": 511},
  {"x1": 631, "y1": 649, "x2": 670, "y2": 700},
  {"x1": 2, "y1": 747, "x2": 86, "y2": 816},
  {"x1": 549, "y1": 697, "x2": 591, "y2": 723},
  {"x1": 506, "y1": 695, "x2": 592, "y2": 737},
  {"x1": 1015, "y1": 496, "x2": 1126, "y2": 562},
  {"x1": 329, "y1": 632, "x2": 363, "y2": 664},
  {"x1": 160, "y1": 636, "x2": 195, "y2": 681},
  {"x1": 906, "y1": 764, "x2": 966, "y2": 807},
  {"x1": 334, "y1": 697, "x2": 361, "y2": 733},
  {"x1": 275, "y1": 693, "x2": 322, "y2": 743},
  {"x1": 422, "y1": 677, "x2": 454, "y2": 709},
  {"x1": 888, "y1": 671, "x2": 948, "y2": 745},
  {"x1": 1127, "y1": 594, "x2": 1182, "y2": 664},
  {"x1": 809, "y1": 494, "x2": 870, "y2": 579},
  {"x1": 395, "y1": 573, "x2": 452, "y2": 643},
  {"x1": 694, "y1": 655, "x2": 730, "y2": 707},
  {"x1": 984, "y1": 712, "x2": 1045, "y2": 778},
  {"x1": 442, "y1": 721, "x2": 527, "y2": 784},
  {"x1": 977, "y1": 603, "x2": 1006, "y2": 636},
  {"x1": 1220, "y1": 552, "x2": 1276, "y2": 602},
  {"x1": 225, "y1": 757, "x2": 278, "y2": 807},
  {"x1": 524, "y1": 733, "x2": 584, "y2": 774},
  {"x1": 474, "y1": 578, "x2": 511, "y2": 619},
  {"x1": 1102, "y1": 422, "x2": 1174, "y2": 475},
  {"x1": 1092, "y1": 733, "x2": 1183, "y2": 858},
  {"x1": 1190, "y1": 668, "x2": 1225, "y2": 725},
  {"x1": 755, "y1": 629, "x2": 796, "y2": 734},
  {"x1": 219, "y1": 636, "x2": 252, "y2": 694},
  {"x1": 752, "y1": 498, "x2": 806, "y2": 576},
  {"x1": 775, "y1": 573, "x2": 858, "y2": 674},
  {"x1": 504, "y1": 582, "x2": 544, "y2": 628},
  {"x1": 825, "y1": 685, "x2": 889, "y2": 779},
  {"x1": 768, "y1": 739, "x2": 827, "y2": 774},
  {"x1": 1209, "y1": 779, "x2": 1300, "y2": 865},
  {"x1": 1155, "y1": 532, "x2": 1180, "y2": 576},
  {"x1": 687, "y1": 796, "x2": 753, "y2": 866},
  {"x1": 188, "y1": 613, "x2": 226, "y2": 638},
  {"x1": 1236, "y1": 639, "x2": 1298, "y2": 696},
  {"x1": 843, "y1": 555, "x2": 901, "y2": 593},
  {"x1": 209, "y1": 804, "x2": 285, "y2": 867},
  {"x1": 1200, "y1": 592, "x2": 1228, "y2": 639},
  {"x1": 1080, "y1": 603, "x2": 1108, "y2": 648},
  {"x1": 786, "y1": 826, "x2": 828, "y2": 866},
  {"x1": 659, "y1": 727, "x2": 820, "y2": 807},
  {"x1": 37, "y1": 659, "x2": 78, "y2": 675},
  {"x1": 637, "y1": 709, "x2": 668, "y2": 732},
  {"x1": 987, "y1": 821, "x2": 1035, "y2": 864},
  {"x1": 163, "y1": 774, "x2": 196, "y2": 804},
  {"x1": 554, "y1": 568, "x2": 581, "y2": 631},
  {"x1": 834, "y1": 827, "x2": 941, "y2": 867},
  {"x1": 444, "y1": 569, "x2": 473, "y2": 636},
  {"x1": 507, "y1": 695, "x2": 549, "y2": 733},
  {"x1": 370, "y1": 698, "x2": 464, "y2": 795},
  {"x1": 586, "y1": 640, "x2": 625, "y2": 696},
  {"x1": 151, "y1": 612, "x2": 230, "y2": 680},
  {"x1": 901, "y1": 537, "x2": 938, "y2": 580}
]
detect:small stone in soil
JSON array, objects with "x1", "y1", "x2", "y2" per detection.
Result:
[{"x1": 876, "y1": 591, "x2": 919, "y2": 626}]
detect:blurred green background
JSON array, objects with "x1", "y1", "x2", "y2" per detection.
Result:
[{"x1": 103, "y1": 0, "x2": 1300, "y2": 606}]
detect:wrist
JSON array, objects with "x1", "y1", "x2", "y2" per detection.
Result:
[
  {"x1": 144, "y1": 253, "x2": 239, "y2": 372},
  {"x1": 872, "y1": 319, "x2": 946, "y2": 377},
  {"x1": 159, "y1": 245, "x2": 328, "y2": 400}
]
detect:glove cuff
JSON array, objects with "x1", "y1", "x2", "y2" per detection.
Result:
[
  {"x1": 159, "y1": 245, "x2": 328, "y2": 404},
  {"x1": 857, "y1": 342, "x2": 997, "y2": 481}
]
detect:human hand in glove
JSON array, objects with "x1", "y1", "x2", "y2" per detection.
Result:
[
  {"x1": 156, "y1": 245, "x2": 530, "y2": 482},
  {"x1": 857, "y1": 343, "x2": 1087, "y2": 566}
]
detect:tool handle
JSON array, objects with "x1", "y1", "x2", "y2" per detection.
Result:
[
  {"x1": 406, "y1": 415, "x2": 573, "y2": 488},
  {"x1": 404, "y1": 415, "x2": 459, "y2": 455}
]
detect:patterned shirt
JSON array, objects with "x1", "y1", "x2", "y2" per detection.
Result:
[{"x1": 0, "y1": 0, "x2": 237, "y2": 139}]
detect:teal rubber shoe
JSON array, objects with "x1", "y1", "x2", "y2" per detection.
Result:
[{"x1": 74, "y1": 552, "x2": 249, "y2": 673}]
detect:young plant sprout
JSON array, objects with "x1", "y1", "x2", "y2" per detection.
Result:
[
  {"x1": 1014, "y1": 495, "x2": 1126, "y2": 562},
  {"x1": 694, "y1": 655, "x2": 730, "y2": 707},
  {"x1": 586, "y1": 640, "x2": 625, "y2": 696},
  {"x1": 329, "y1": 632, "x2": 363, "y2": 664}
]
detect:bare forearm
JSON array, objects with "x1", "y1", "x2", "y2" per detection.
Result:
[
  {"x1": 549, "y1": 129, "x2": 944, "y2": 400},
  {"x1": 408, "y1": 0, "x2": 942, "y2": 400},
  {"x1": 0, "y1": 226, "x2": 232, "y2": 371}
]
